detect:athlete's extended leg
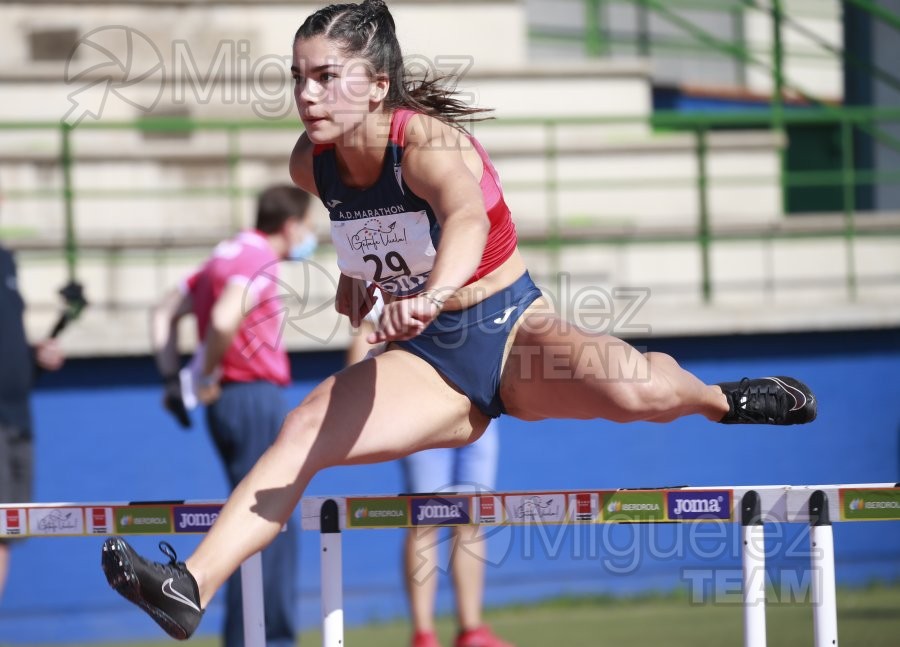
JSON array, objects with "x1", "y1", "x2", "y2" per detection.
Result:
[
  {"x1": 500, "y1": 303, "x2": 814, "y2": 424},
  {"x1": 103, "y1": 348, "x2": 488, "y2": 639}
]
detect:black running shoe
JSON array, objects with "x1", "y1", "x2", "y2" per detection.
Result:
[
  {"x1": 101, "y1": 537, "x2": 203, "y2": 640},
  {"x1": 717, "y1": 376, "x2": 817, "y2": 425}
]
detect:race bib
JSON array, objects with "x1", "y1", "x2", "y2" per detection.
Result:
[{"x1": 331, "y1": 211, "x2": 436, "y2": 297}]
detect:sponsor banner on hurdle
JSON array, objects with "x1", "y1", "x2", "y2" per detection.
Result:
[
  {"x1": 29, "y1": 507, "x2": 85, "y2": 536},
  {"x1": 475, "y1": 496, "x2": 502, "y2": 524},
  {"x1": 601, "y1": 490, "x2": 666, "y2": 522},
  {"x1": 3, "y1": 485, "x2": 898, "y2": 535},
  {"x1": 410, "y1": 496, "x2": 471, "y2": 526},
  {"x1": 840, "y1": 488, "x2": 900, "y2": 521},
  {"x1": 1, "y1": 508, "x2": 27, "y2": 537},
  {"x1": 504, "y1": 493, "x2": 566, "y2": 524},
  {"x1": 569, "y1": 492, "x2": 600, "y2": 522},
  {"x1": 173, "y1": 504, "x2": 223, "y2": 533},
  {"x1": 115, "y1": 506, "x2": 173, "y2": 534},
  {"x1": 87, "y1": 507, "x2": 114, "y2": 534},
  {"x1": 666, "y1": 490, "x2": 733, "y2": 521},
  {"x1": 0, "y1": 503, "x2": 237, "y2": 536},
  {"x1": 347, "y1": 497, "x2": 409, "y2": 528}
]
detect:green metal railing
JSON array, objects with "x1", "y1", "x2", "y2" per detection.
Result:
[
  {"x1": 523, "y1": 0, "x2": 900, "y2": 302},
  {"x1": 544, "y1": 1, "x2": 900, "y2": 99},
  {"x1": 530, "y1": 0, "x2": 900, "y2": 230},
  {"x1": 3, "y1": 106, "x2": 900, "y2": 307},
  {"x1": 534, "y1": 0, "x2": 835, "y2": 71},
  {"x1": 535, "y1": 0, "x2": 900, "y2": 113}
]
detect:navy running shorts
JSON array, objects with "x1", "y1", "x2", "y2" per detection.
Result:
[{"x1": 396, "y1": 272, "x2": 543, "y2": 418}]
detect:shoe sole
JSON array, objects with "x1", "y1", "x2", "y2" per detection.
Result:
[{"x1": 101, "y1": 537, "x2": 190, "y2": 641}]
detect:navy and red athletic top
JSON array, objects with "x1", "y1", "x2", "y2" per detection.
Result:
[{"x1": 313, "y1": 108, "x2": 517, "y2": 298}]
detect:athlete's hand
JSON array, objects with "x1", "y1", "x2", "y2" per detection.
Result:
[
  {"x1": 335, "y1": 274, "x2": 378, "y2": 328},
  {"x1": 368, "y1": 294, "x2": 439, "y2": 343}
]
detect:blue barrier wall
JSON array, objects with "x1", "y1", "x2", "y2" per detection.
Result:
[{"x1": 1, "y1": 328, "x2": 899, "y2": 643}]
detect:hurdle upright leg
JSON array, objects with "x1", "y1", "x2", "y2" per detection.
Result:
[
  {"x1": 809, "y1": 490, "x2": 838, "y2": 647},
  {"x1": 239, "y1": 551, "x2": 266, "y2": 647},
  {"x1": 320, "y1": 499, "x2": 344, "y2": 646},
  {"x1": 741, "y1": 490, "x2": 767, "y2": 647}
]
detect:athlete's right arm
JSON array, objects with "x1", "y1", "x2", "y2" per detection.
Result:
[{"x1": 289, "y1": 133, "x2": 319, "y2": 197}]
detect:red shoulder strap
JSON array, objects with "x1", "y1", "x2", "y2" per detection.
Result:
[{"x1": 389, "y1": 108, "x2": 417, "y2": 146}]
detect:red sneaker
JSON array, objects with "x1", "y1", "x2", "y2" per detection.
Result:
[
  {"x1": 413, "y1": 630, "x2": 443, "y2": 647},
  {"x1": 455, "y1": 625, "x2": 515, "y2": 647}
]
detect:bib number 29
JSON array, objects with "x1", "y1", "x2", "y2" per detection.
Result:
[
  {"x1": 363, "y1": 251, "x2": 410, "y2": 282},
  {"x1": 363, "y1": 251, "x2": 425, "y2": 295}
]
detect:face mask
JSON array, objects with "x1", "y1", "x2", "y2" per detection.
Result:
[{"x1": 289, "y1": 230, "x2": 318, "y2": 261}]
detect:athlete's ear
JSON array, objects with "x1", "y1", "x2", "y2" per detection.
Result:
[{"x1": 371, "y1": 73, "x2": 389, "y2": 102}]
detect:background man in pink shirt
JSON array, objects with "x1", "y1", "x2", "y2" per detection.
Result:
[{"x1": 150, "y1": 185, "x2": 315, "y2": 647}]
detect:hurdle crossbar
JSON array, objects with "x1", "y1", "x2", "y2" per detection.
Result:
[
  {"x1": 2, "y1": 483, "x2": 898, "y2": 647},
  {"x1": 0, "y1": 499, "x2": 266, "y2": 647},
  {"x1": 300, "y1": 483, "x2": 900, "y2": 647}
]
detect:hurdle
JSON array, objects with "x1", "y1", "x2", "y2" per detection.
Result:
[
  {"x1": 0, "y1": 499, "x2": 267, "y2": 647},
  {"x1": 2, "y1": 483, "x2": 898, "y2": 646},
  {"x1": 300, "y1": 483, "x2": 900, "y2": 647}
]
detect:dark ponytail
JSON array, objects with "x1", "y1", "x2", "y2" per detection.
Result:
[{"x1": 294, "y1": 0, "x2": 492, "y2": 129}]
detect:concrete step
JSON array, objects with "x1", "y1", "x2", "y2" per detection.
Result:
[
  {"x1": 0, "y1": 58, "x2": 654, "y2": 125},
  {"x1": 2, "y1": 1, "x2": 528, "y2": 76},
  {"x1": 0, "y1": 126, "x2": 779, "y2": 241},
  {"x1": 489, "y1": 129, "x2": 784, "y2": 231},
  {"x1": 12, "y1": 215, "x2": 900, "y2": 356}
]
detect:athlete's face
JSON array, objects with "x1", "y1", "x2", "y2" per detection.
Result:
[{"x1": 291, "y1": 36, "x2": 387, "y2": 144}]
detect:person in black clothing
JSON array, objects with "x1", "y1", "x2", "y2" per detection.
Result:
[{"x1": 0, "y1": 244, "x2": 65, "y2": 601}]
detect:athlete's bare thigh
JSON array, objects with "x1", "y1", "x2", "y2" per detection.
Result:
[
  {"x1": 303, "y1": 346, "x2": 490, "y2": 468},
  {"x1": 498, "y1": 298, "x2": 648, "y2": 421}
]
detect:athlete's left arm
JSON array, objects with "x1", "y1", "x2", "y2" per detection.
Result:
[
  {"x1": 402, "y1": 116, "x2": 490, "y2": 298},
  {"x1": 367, "y1": 117, "x2": 490, "y2": 344}
]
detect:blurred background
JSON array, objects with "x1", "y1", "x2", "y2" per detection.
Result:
[{"x1": 0, "y1": 0, "x2": 898, "y2": 644}]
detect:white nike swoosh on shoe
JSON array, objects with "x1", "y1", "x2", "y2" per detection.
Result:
[
  {"x1": 493, "y1": 306, "x2": 517, "y2": 325},
  {"x1": 767, "y1": 377, "x2": 807, "y2": 411},
  {"x1": 161, "y1": 578, "x2": 201, "y2": 613}
]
